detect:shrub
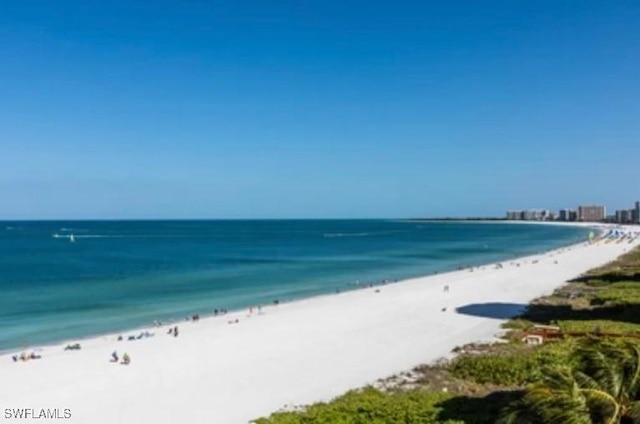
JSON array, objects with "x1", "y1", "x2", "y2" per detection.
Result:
[
  {"x1": 449, "y1": 341, "x2": 574, "y2": 387},
  {"x1": 558, "y1": 319, "x2": 640, "y2": 335},
  {"x1": 253, "y1": 387, "x2": 463, "y2": 424}
]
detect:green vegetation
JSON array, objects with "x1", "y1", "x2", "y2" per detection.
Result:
[
  {"x1": 582, "y1": 248, "x2": 640, "y2": 278},
  {"x1": 499, "y1": 338, "x2": 640, "y2": 424},
  {"x1": 512, "y1": 249, "x2": 640, "y2": 338},
  {"x1": 558, "y1": 319, "x2": 640, "y2": 336},
  {"x1": 253, "y1": 387, "x2": 461, "y2": 424},
  {"x1": 449, "y1": 340, "x2": 575, "y2": 386},
  {"x1": 255, "y1": 246, "x2": 640, "y2": 424},
  {"x1": 594, "y1": 283, "x2": 640, "y2": 306}
]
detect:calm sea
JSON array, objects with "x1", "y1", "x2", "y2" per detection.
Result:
[{"x1": 0, "y1": 220, "x2": 587, "y2": 351}]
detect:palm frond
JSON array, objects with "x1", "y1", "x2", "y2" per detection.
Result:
[
  {"x1": 623, "y1": 343, "x2": 640, "y2": 399},
  {"x1": 577, "y1": 344, "x2": 623, "y2": 398},
  {"x1": 625, "y1": 400, "x2": 640, "y2": 423}
]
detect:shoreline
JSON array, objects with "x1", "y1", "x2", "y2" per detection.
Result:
[
  {"x1": 0, "y1": 221, "x2": 593, "y2": 355},
  {"x1": 1, "y1": 224, "x2": 637, "y2": 424}
]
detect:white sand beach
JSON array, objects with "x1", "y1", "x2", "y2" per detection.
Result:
[{"x1": 2, "y1": 225, "x2": 638, "y2": 424}]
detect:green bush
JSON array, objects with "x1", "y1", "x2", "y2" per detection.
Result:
[
  {"x1": 253, "y1": 387, "x2": 463, "y2": 424},
  {"x1": 449, "y1": 341, "x2": 574, "y2": 387},
  {"x1": 558, "y1": 319, "x2": 640, "y2": 335},
  {"x1": 500, "y1": 319, "x2": 532, "y2": 331},
  {"x1": 449, "y1": 354, "x2": 540, "y2": 386},
  {"x1": 593, "y1": 284, "x2": 640, "y2": 305}
]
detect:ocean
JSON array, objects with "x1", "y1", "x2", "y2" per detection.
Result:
[{"x1": 0, "y1": 220, "x2": 588, "y2": 351}]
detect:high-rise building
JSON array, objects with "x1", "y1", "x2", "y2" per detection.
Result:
[
  {"x1": 506, "y1": 209, "x2": 550, "y2": 221},
  {"x1": 578, "y1": 205, "x2": 606, "y2": 222},
  {"x1": 616, "y1": 210, "x2": 633, "y2": 224},
  {"x1": 559, "y1": 209, "x2": 577, "y2": 221},
  {"x1": 569, "y1": 210, "x2": 578, "y2": 222},
  {"x1": 506, "y1": 210, "x2": 521, "y2": 220},
  {"x1": 635, "y1": 201, "x2": 640, "y2": 224},
  {"x1": 537, "y1": 210, "x2": 550, "y2": 220}
]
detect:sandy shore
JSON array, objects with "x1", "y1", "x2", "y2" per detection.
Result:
[{"x1": 1, "y1": 225, "x2": 638, "y2": 423}]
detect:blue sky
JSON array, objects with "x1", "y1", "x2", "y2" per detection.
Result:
[{"x1": 1, "y1": 1, "x2": 639, "y2": 219}]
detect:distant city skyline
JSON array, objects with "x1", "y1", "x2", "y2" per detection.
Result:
[
  {"x1": 507, "y1": 200, "x2": 640, "y2": 224},
  {"x1": 1, "y1": 1, "x2": 639, "y2": 219}
]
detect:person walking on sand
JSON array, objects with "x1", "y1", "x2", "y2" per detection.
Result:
[{"x1": 174, "y1": 326, "x2": 179, "y2": 337}]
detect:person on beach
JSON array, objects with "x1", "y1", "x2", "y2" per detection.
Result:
[
  {"x1": 121, "y1": 353, "x2": 130, "y2": 365},
  {"x1": 111, "y1": 351, "x2": 118, "y2": 362},
  {"x1": 174, "y1": 326, "x2": 179, "y2": 337}
]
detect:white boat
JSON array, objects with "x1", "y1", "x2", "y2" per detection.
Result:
[{"x1": 69, "y1": 234, "x2": 76, "y2": 243}]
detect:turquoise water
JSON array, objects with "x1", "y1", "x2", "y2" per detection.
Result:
[{"x1": 0, "y1": 220, "x2": 588, "y2": 351}]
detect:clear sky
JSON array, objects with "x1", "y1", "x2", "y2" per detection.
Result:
[{"x1": 1, "y1": 1, "x2": 639, "y2": 219}]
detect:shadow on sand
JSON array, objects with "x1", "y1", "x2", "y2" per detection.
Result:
[
  {"x1": 455, "y1": 303, "x2": 528, "y2": 320},
  {"x1": 457, "y1": 301, "x2": 640, "y2": 326}
]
